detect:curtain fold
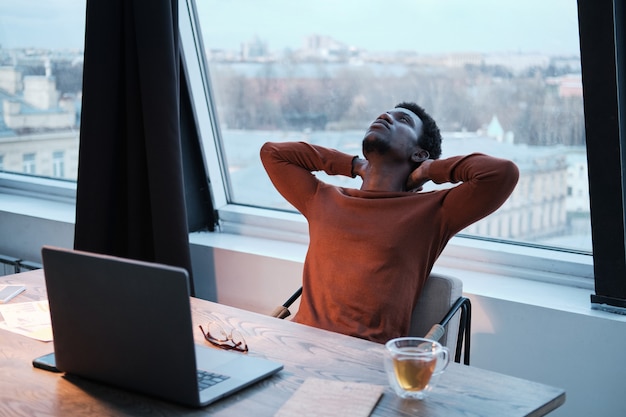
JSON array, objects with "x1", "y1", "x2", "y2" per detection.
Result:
[{"x1": 74, "y1": 0, "x2": 194, "y2": 292}]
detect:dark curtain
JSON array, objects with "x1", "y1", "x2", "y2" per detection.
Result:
[{"x1": 74, "y1": 0, "x2": 194, "y2": 293}]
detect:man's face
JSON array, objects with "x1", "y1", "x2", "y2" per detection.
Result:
[{"x1": 362, "y1": 107, "x2": 424, "y2": 159}]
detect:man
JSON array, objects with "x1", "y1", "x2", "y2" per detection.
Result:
[{"x1": 260, "y1": 102, "x2": 519, "y2": 344}]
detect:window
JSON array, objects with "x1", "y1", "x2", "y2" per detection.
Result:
[
  {"x1": 22, "y1": 153, "x2": 35, "y2": 174},
  {"x1": 192, "y1": 0, "x2": 590, "y2": 254},
  {"x1": 0, "y1": 1, "x2": 84, "y2": 181},
  {"x1": 52, "y1": 150, "x2": 64, "y2": 178}
]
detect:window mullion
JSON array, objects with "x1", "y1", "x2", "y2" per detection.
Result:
[{"x1": 579, "y1": 0, "x2": 626, "y2": 310}]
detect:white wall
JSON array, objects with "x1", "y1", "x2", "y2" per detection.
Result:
[
  {"x1": 2, "y1": 205, "x2": 625, "y2": 417},
  {"x1": 0, "y1": 210, "x2": 74, "y2": 263},
  {"x1": 468, "y1": 295, "x2": 626, "y2": 417}
]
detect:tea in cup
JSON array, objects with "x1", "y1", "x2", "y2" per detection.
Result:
[{"x1": 384, "y1": 337, "x2": 450, "y2": 399}]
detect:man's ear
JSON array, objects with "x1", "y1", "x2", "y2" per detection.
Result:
[{"x1": 411, "y1": 149, "x2": 430, "y2": 163}]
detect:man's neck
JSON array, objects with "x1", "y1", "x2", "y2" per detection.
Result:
[{"x1": 360, "y1": 163, "x2": 410, "y2": 192}]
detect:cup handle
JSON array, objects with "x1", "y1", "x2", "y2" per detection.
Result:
[{"x1": 434, "y1": 347, "x2": 450, "y2": 374}]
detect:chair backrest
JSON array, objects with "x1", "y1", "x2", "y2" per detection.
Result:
[
  {"x1": 270, "y1": 272, "x2": 467, "y2": 360},
  {"x1": 408, "y1": 273, "x2": 463, "y2": 351}
]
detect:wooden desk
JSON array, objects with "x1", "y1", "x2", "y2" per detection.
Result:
[{"x1": 0, "y1": 269, "x2": 565, "y2": 416}]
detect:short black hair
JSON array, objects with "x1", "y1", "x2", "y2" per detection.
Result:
[{"x1": 395, "y1": 102, "x2": 442, "y2": 160}]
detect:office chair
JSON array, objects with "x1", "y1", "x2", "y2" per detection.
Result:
[{"x1": 270, "y1": 272, "x2": 471, "y2": 365}]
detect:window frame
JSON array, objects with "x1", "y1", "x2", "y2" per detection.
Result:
[
  {"x1": 0, "y1": 171, "x2": 76, "y2": 203},
  {"x1": 179, "y1": 0, "x2": 231, "y2": 212}
]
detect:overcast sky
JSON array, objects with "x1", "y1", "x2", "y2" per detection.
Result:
[
  {"x1": 197, "y1": 0, "x2": 580, "y2": 55},
  {"x1": 0, "y1": 0, "x2": 85, "y2": 49},
  {"x1": 0, "y1": 0, "x2": 580, "y2": 55}
]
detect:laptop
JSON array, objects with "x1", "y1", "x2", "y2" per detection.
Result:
[{"x1": 40, "y1": 245, "x2": 283, "y2": 407}]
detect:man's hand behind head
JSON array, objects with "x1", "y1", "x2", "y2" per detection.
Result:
[
  {"x1": 406, "y1": 159, "x2": 433, "y2": 192},
  {"x1": 352, "y1": 157, "x2": 369, "y2": 179}
]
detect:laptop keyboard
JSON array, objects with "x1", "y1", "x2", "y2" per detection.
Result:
[{"x1": 197, "y1": 370, "x2": 230, "y2": 390}]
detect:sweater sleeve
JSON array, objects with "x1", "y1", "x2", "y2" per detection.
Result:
[
  {"x1": 428, "y1": 153, "x2": 519, "y2": 234},
  {"x1": 260, "y1": 141, "x2": 356, "y2": 215}
]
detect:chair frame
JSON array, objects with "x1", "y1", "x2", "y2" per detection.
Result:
[
  {"x1": 271, "y1": 286, "x2": 471, "y2": 365},
  {"x1": 439, "y1": 296, "x2": 471, "y2": 365}
]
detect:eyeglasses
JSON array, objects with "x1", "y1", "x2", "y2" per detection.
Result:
[{"x1": 199, "y1": 320, "x2": 248, "y2": 353}]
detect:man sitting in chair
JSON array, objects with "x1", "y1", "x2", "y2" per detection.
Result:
[{"x1": 260, "y1": 102, "x2": 519, "y2": 344}]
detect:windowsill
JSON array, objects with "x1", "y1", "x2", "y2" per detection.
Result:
[
  {"x1": 0, "y1": 189, "x2": 76, "y2": 223},
  {"x1": 0, "y1": 172, "x2": 76, "y2": 222}
]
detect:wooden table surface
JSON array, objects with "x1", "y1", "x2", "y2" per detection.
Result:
[{"x1": 0, "y1": 269, "x2": 565, "y2": 417}]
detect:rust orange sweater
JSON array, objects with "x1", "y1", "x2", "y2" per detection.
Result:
[{"x1": 260, "y1": 141, "x2": 519, "y2": 344}]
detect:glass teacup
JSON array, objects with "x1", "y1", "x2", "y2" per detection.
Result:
[{"x1": 384, "y1": 337, "x2": 450, "y2": 399}]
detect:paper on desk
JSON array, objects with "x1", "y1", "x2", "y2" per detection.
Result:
[
  {"x1": 275, "y1": 378, "x2": 384, "y2": 417},
  {"x1": 0, "y1": 300, "x2": 53, "y2": 342}
]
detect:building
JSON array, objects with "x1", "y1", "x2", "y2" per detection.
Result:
[{"x1": 0, "y1": 65, "x2": 79, "y2": 180}]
